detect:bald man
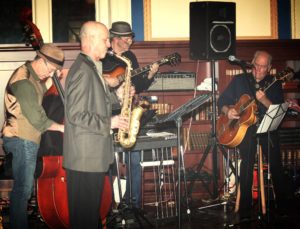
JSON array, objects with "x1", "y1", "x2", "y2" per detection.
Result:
[{"x1": 63, "y1": 21, "x2": 129, "y2": 229}]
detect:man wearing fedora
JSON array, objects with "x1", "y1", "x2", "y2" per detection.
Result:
[
  {"x1": 102, "y1": 21, "x2": 159, "y2": 210},
  {"x1": 1, "y1": 44, "x2": 65, "y2": 229},
  {"x1": 103, "y1": 21, "x2": 159, "y2": 92}
]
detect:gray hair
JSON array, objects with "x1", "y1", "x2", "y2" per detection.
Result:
[{"x1": 252, "y1": 50, "x2": 272, "y2": 66}]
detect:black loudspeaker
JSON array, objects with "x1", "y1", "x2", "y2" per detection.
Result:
[{"x1": 190, "y1": 1, "x2": 236, "y2": 60}]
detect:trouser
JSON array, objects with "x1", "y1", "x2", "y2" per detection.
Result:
[
  {"x1": 125, "y1": 151, "x2": 142, "y2": 208},
  {"x1": 3, "y1": 136, "x2": 39, "y2": 229},
  {"x1": 238, "y1": 126, "x2": 290, "y2": 216},
  {"x1": 66, "y1": 169, "x2": 105, "y2": 229}
]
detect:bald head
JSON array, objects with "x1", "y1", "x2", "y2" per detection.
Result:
[
  {"x1": 252, "y1": 50, "x2": 272, "y2": 67},
  {"x1": 80, "y1": 21, "x2": 110, "y2": 60},
  {"x1": 80, "y1": 21, "x2": 106, "y2": 39}
]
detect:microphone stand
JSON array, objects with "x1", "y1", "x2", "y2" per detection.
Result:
[{"x1": 228, "y1": 55, "x2": 253, "y2": 71}]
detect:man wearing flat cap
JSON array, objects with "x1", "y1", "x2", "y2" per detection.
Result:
[
  {"x1": 1, "y1": 43, "x2": 65, "y2": 229},
  {"x1": 102, "y1": 21, "x2": 159, "y2": 210}
]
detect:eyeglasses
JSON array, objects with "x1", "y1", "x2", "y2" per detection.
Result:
[
  {"x1": 254, "y1": 62, "x2": 269, "y2": 70},
  {"x1": 119, "y1": 36, "x2": 134, "y2": 42},
  {"x1": 43, "y1": 59, "x2": 57, "y2": 74}
]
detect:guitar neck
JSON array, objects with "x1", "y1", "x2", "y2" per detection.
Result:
[
  {"x1": 262, "y1": 78, "x2": 277, "y2": 92},
  {"x1": 243, "y1": 79, "x2": 277, "y2": 112},
  {"x1": 115, "y1": 53, "x2": 181, "y2": 82},
  {"x1": 242, "y1": 76, "x2": 282, "y2": 114},
  {"x1": 131, "y1": 60, "x2": 166, "y2": 77}
]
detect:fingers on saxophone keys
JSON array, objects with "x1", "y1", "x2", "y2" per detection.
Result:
[{"x1": 119, "y1": 116, "x2": 129, "y2": 130}]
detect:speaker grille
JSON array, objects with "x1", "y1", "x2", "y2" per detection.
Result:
[
  {"x1": 210, "y1": 23, "x2": 232, "y2": 53},
  {"x1": 189, "y1": 2, "x2": 236, "y2": 60}
]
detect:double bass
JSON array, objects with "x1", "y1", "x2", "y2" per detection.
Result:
[{"x1": 21, "y1": 11, "x2": 112, "y2": 228}]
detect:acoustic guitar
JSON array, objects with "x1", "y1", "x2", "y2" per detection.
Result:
[
  {"x1": 216, "y1": 67, "x2": 294, "y2": 148},
  {"x1": 104, "y1": 52, "x2": 181, "y2": 82}
]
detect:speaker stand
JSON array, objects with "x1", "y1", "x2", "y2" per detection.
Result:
[{"x1": 188, "y1": 60, "x2": 235, "y2": 208}]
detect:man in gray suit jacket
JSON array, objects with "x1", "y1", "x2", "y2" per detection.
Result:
[{"x1": 63, "y1": 21, "x2": 130, "y2": 229}]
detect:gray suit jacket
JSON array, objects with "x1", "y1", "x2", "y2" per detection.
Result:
[{"x1": 63, "y1": 53, "x2": 117, "y2": 172}]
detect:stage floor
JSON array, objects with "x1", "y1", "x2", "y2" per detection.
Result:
[{"x1": 1, "y1": 195, "x2": 300, "y2": 229}]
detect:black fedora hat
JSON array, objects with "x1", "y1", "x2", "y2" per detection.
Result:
[{"x1": 110, "y1": 21, "x2": 135, "y2": 37}]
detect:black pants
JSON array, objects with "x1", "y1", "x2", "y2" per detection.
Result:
[
  {"x1": 238, "y1": 126, "x2": 290, "y2": 216},
  {"x1": 66, "y1": 169, "x2": 105, "y2": 229}
]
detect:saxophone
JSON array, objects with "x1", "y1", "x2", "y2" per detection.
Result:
[{"x1": 112, "y1": 52, "x2": 144, "y2": 148}]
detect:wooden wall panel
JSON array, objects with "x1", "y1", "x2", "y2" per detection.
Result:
[{"x1": 1, "y1": 39, "x2": 300, "y2": 200}]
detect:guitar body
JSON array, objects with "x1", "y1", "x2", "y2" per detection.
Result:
[
  {"x1": 104, "y1": 66, "x2": 125, "y2": 79},
  {"x1": 217, "y1": 94, "x2": 257, "y2": 148}
]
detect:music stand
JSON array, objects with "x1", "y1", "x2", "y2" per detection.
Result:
[
  {"x1": 256, "y1": 102, "x2": 289, "y2": 220},
  {"x1": 156, "y1": 93, "x2": 211, "y2": 228},
  {"x1": 257, "y1": 102, "x2": 289, "y2": 134}
]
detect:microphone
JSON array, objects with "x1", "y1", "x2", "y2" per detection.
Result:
[{"x1": 228, "y1": 55, "x2": 253, "y2": 68}]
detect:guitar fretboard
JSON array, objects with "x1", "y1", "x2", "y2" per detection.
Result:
[{"x1": 132, "y1": 59, "x2": 168, "y2": 76}]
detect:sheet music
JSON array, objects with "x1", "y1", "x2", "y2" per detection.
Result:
[{"x1": 257, "y1": 102, "x2": 289, "y2": 134}]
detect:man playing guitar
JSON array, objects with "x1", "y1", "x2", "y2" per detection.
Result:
[
  {"x1": 217, "y1": 51, "x2": 293, "y2": 221},
  {"x1": 102, "y1": 21, "x2": 159, "y2": 211},
  {"x1": 102, "y1": 21, "x2": 180, "y2": 214},
  {"x1": 102, "y1": 21, "x2": 159, "y2": 91}
]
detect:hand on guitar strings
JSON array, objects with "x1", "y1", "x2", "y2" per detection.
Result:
[
  {"x1": 148, "y1": 63, "x2": 159, "y2": 79},
  {"x1": 226, "y1": 108, "x2": 240, "y2": 120}
]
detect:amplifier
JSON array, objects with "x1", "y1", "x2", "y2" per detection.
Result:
[{"x1": 148, "y1": 72, "x2": 196, "y2": 91}]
